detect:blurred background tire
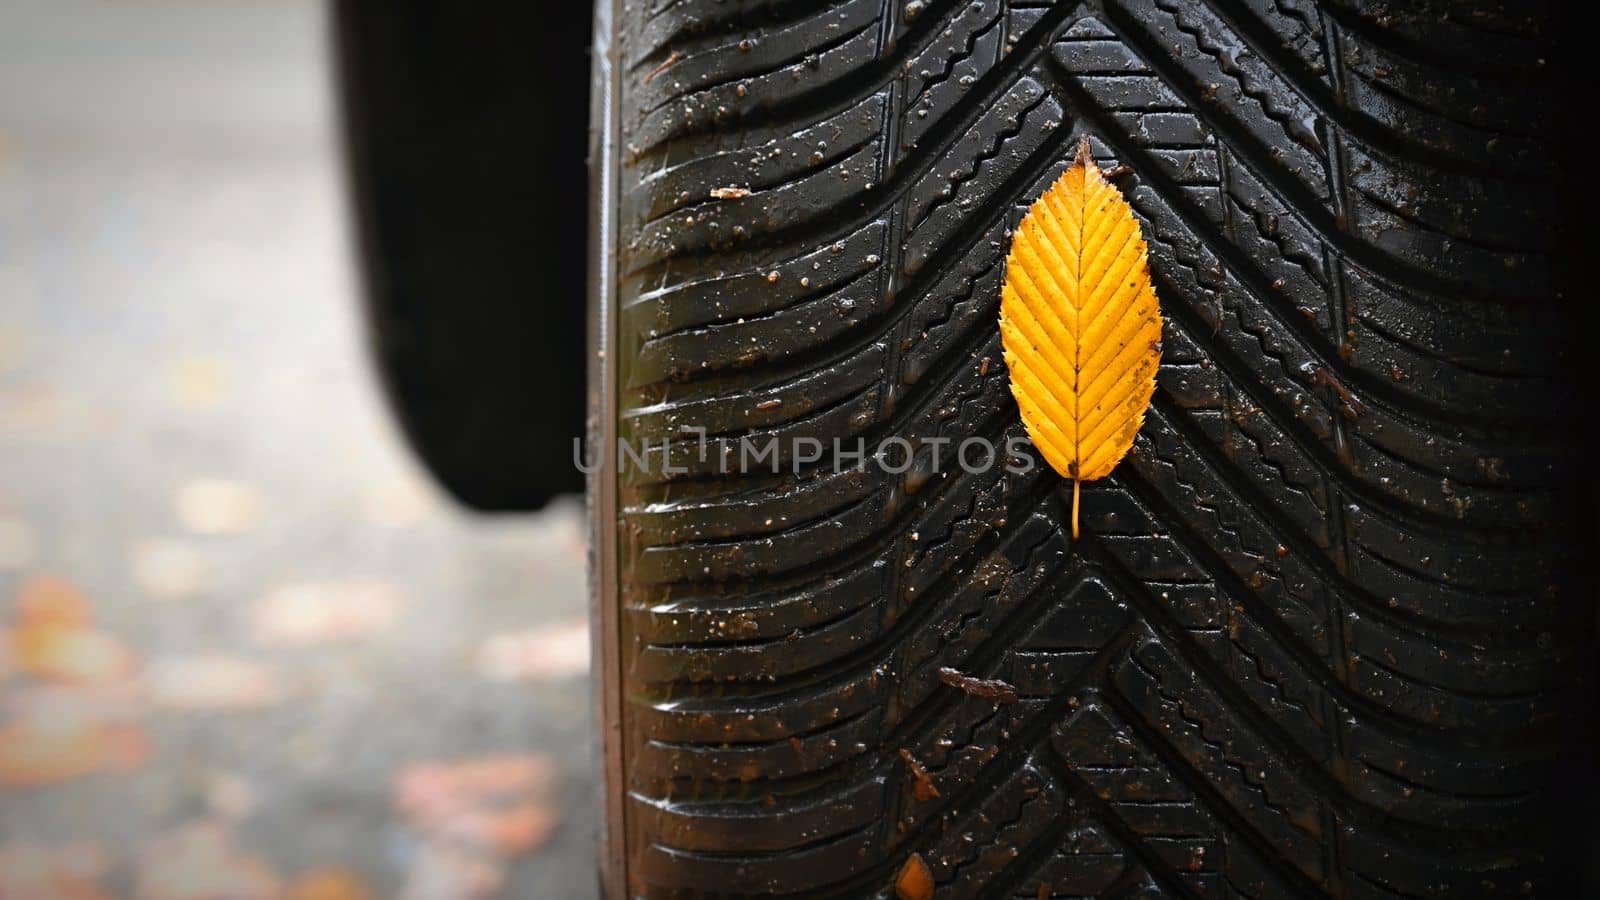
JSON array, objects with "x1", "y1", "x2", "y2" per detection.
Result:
[{"x1": 336, "y1": 1, "x2": 591, "y2": 511}]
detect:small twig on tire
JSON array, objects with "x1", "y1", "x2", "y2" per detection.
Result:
[
  {"x1": 642, "y1": 50, "x2": 681, "y2": 84},
  {"x1": 937, "y1": 667, "x2": 1018, "y2": 704}
]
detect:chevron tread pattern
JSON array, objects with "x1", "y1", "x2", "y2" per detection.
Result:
[{"x1": 608, "y1": 1, "x2": 1580, "y2": 896}]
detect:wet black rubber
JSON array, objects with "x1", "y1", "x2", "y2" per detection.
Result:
[{"x1": 602, "y1": 1, "x2": 1585, "y2": 897}]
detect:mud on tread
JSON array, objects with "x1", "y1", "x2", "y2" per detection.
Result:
[{"x1": 605, "y1": 1, "x2": 1581, "y2": 896}]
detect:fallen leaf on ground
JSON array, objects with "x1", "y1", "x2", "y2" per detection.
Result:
[
  {"x1": 397, "y1": 844, "x2": 504, "y2": 900},
  {"x1": 395, "y1": 754, "x2": 560, "y2": 857},
  {"x1": 175, "y1": 479, "x2": 263, "y2": 535},
  {"x1": 14, "y1": 573, "x2": 90, "y2": 628},
  {"x1": 252, "y1": 579, "x2": 403, "y2": 646},
  {"x1": 130, "y1": 539, "x2": 211, "y2": 599},
  {"x1": 206, "y1": 772, "x2": 256, "y2": 821},
  {"x1": 5, "y1": 680, "x2": 145, "y2": 724},
  {"x1": 0, "y1": 840, "x2": 112, "y2": 900},
  {"x1": 0, "y1": 717, "x2": 146, "y2": 785},
  {"x1": 476, "y1": 621, "x2": 589, "y2": 682},
  {"x1": 0, "y1": 323, "x2": 29, "y2": 376},
  {"x1": 10, "y1": 626, "x2": 135, "y2": 685},
  {"x1": 0, "y1": 382, "x2": 102, "y2": 443},
  {"x1": 286, "y1": 867, "x2": 372, "y2": 900},
  {"x1": 169, "y1": 356, "x2": 230, "y2": 410},
  {"x1": 135, "y1": 821, "x2": 280, "y2": 900},
  {"x1": 145, "y1": 655, "x2": 289, "y2": 711},
  {"x1": 362, "y1": 476, "x2": 435, "y2": 527},
  {"x1": 8, "y1": 574, "x2": 135, "y2": 684},
  {"x1": 0, "y1": 517, "x2": 37, "y2": 571}
]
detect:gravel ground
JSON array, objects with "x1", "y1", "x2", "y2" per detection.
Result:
[{"x1": 0, "y1": 2, "x2": 598, "y2": 896}]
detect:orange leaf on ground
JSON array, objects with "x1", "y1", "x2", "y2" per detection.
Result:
[
  {"x1": 476, "y1": 621, "x2": 589, "y2": 682},
  {"x1": 397, "y1": 844, "x2": 504, "y2": 900},
  {"x1": 135, "y1": 822, "x2": 280, "y2": 900},
  {"x1": 0, "y1": 841, "x2": 112, "y2": 900},
  {"x1": 145, "y1": 655, "x2": 289, "y2": 711},
  {"x1": 10, "y1": 625, "x2": 135, "y2": 685},
  {"x1": 169, "y1": 356, "x2": 230, "y2": 410},
  {"x1": 452, "y1": 802, "x2": 558, "y2": 857},
  {"x1": 175, "y1": 479, "x2": 263, "y2": 535},
  {"x1": 206, "y1": 772, "x2": 257, "y2": 821},
  {"x1": 129, "y1": 539, "x2": 211, "y2": 600},
  {"x1": 0, "y1": 718, "x2": 146, "y2": 785},
  {"x1": 0, "y1": 517, "x2": 37, "y2": 572},
  {"x1": 362, "y1": 475, "x2": 435, "y2": 527},
  {"x1": 8, "y1": 573, "x2": 136, "y2": 684},
  {"x1": 251, "y1": 579, "x2": 403, "y2": 646},
  {"x1": 395, "y1": 754, "x2": 560, "y2": 856},
  {"x1": 13, "y1": 573, "x2": 91, "y2": 628},
  {"x1": 5, "y1": 681, "x2": 145, "y2": 724},
  {"x1": 286, "y1": 868, "x2": 372, "y2": 900}
]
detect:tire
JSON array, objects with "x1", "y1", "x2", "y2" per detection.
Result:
[
  {"x1": 589, "y1": 1, "x2": 1586, "y2": 897},
  {"x1": 338, "y1": 0, "x2": 589, "y2": 511}
]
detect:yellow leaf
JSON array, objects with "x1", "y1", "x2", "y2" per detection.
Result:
[{"x1": 1000, "y1": 137, "x2": 1162, "y2": 538}]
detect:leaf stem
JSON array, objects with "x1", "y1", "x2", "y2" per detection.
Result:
[{"x1": 1072, "y1": 477, "x2": 1080, "y2": 540}]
